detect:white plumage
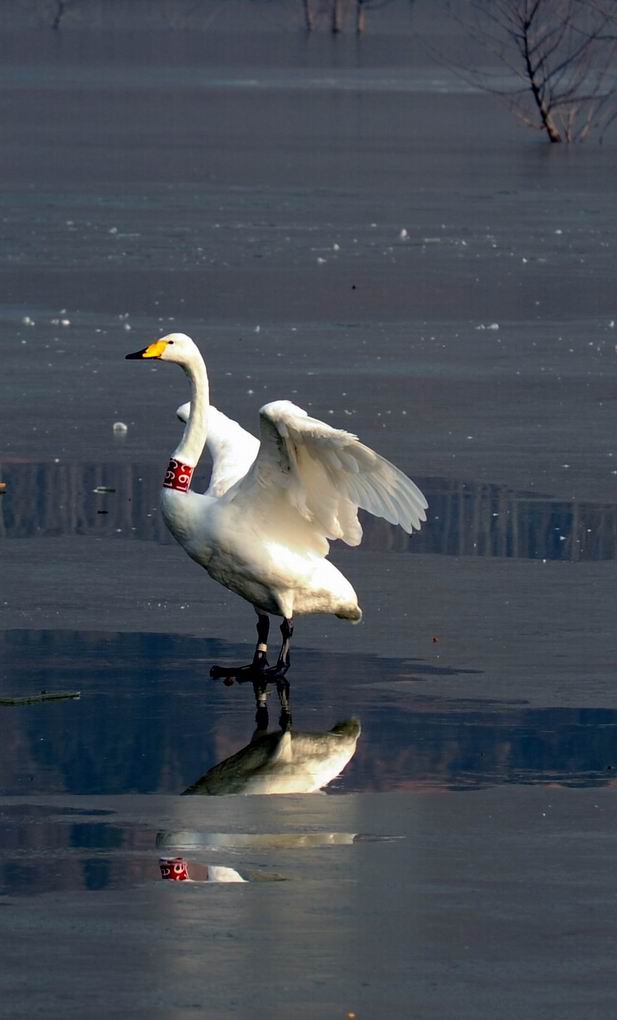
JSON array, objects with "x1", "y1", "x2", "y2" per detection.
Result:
[
  {"x1": 128, "y1": 332, "x2": 427, "y2": 645},
  {"x1": 176, "y1": 401, "x2": 259, "y2": 498}
]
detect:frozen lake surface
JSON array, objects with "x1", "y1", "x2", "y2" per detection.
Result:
[{"x1": 1, "y1": 6, "x2": 617, "y2": 1018}]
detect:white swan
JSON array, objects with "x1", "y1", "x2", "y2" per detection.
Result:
[{"x1": 126, "y1": 332, "x2": 427, "y2": 676}]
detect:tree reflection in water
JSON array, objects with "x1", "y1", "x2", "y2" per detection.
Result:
[{"x1": 1, "y1": 460, "x2": 616, "y2": 561}]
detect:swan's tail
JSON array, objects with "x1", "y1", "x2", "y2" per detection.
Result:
[
  {"x1": 336, "y1": 605, "x2": 363, "y2": 623},
  {"x1": 330, "y1": 719, "x2": 361, "y2": 739}
]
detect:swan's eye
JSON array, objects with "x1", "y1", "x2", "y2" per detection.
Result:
[{"x1": 168, "y1": 341, "x2": 174, "y2": 345}]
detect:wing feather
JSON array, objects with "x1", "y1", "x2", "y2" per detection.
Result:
[
  {"x1": 229, "y1": 399, "x2": 427, "y2": 549},
  {"x1": 176, "y1": 402, "x2": 260, "y2": 497}
]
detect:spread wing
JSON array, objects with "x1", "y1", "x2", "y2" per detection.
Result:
[
  {"x1": 228, "y1": 400, "x2": 427, "y2": 551},
  {"x1": 176, "y1": 402, "x2": 259, "y2": 497}
]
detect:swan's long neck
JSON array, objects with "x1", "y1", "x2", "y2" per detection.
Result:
[{"x1": 173, "y1": 353, "x2": 209, "y2": 467}]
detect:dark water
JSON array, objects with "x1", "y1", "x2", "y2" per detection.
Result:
[
  {"x1": 2, "y1": 628, "x2": 615, "y2": 801},
  {"x1": 2, "y1": 459, "x2": 616, "y2": 560},
  {"x1": 2, "y1": 626, "x2": 617, "y2": 898}
]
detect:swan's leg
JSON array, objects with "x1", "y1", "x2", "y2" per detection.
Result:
[
  {"x1": 210, "y1": 617, "x2": 294, "y2": 718},
  {"x1": 278, "y1": 617, "x2": 294, "y2": 670},
  {"x1": 265, "y1": 618, "x2": 294, "y2": 678},
  {"x1": 251, "y1": 614, "x2": 273, "y2": 714},
  {"x1": 252, "y1": 613, "x2": 270, "y2": 668},
  {"x1": 209, "y1": 613, "x2": 271, "y2": 681}
]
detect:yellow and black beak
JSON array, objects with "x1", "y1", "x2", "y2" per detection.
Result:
[{"x1": 125, "y1": 339, "x2": 168, "y2": 360}]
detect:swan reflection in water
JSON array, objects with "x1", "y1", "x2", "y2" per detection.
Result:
[
  {"x1": 189, "y1": 662, "x2": 360, "y2": 795},
  {"x1": 156, "y1": 695, "x2": 361, "y2": 880},
  {"x1": 183, "y1": 716, "x2": 360, "y2": 797},
  {"x1": 159, "y1": 856, "x2": 246, "y2": 883}
]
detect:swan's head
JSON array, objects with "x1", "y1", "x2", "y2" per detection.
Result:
[{"x1": 125, "y1": 332, "x2": 198, "y2": 365}]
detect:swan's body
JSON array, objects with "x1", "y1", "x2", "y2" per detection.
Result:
[
  {"x1": 126, "y1": 333, "x2": 427, "y2": 668},
  {"x1": 168, "y1": 401, "x2": 360, "y2": 617}
]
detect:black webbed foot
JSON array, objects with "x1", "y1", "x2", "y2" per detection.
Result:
[
  {"x1": 211, "y1": 614, "x2": 294, "y2": 724},
  {"x1": 209, "y1": 612, "x2": 273, "y2": 685},
  {"x1": 209, "y1": 660, "x2": 268, "y2": 684},
  {"x1": 262, "y1": 662, "x2": 290, "y2": 680}
]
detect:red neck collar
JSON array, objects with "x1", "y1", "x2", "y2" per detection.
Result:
[{"x1": 163, "y1": 458, "x2": 194, "y2": 493}]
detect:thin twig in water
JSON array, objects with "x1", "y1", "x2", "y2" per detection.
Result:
[{"x1": 0, "y1": 690, "x2": 81, "y2": 706}]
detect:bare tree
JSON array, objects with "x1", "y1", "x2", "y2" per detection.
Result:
[
  {"x1": 446, "y1": 0, "x2": 617, "y2": 142},
  {"x1": 301, "y1": 0, "x2": 402, "y2": 34},
  {"x1": 356, "y1": 0, "x2": 366, "y2": 32},
  {"x1": 355, "y1": 0, "x2": 404, "y2": 34},
  {"x1": 302, "y1": 0, "x2": 316, "y2": 31},
  {"x1": 162, "y1": 0, "x2": 229, "y2": 30},
  {"x1": 331, "y1": 0, "x2": 344, "y2": 32},
  {"x1": 50, "y1": 0, "x2": 74, "y2": 29}
]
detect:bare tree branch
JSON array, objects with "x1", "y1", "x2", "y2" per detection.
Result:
[{"x1": 444, "y1": 0, "x2": 617, "y2": 142}]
